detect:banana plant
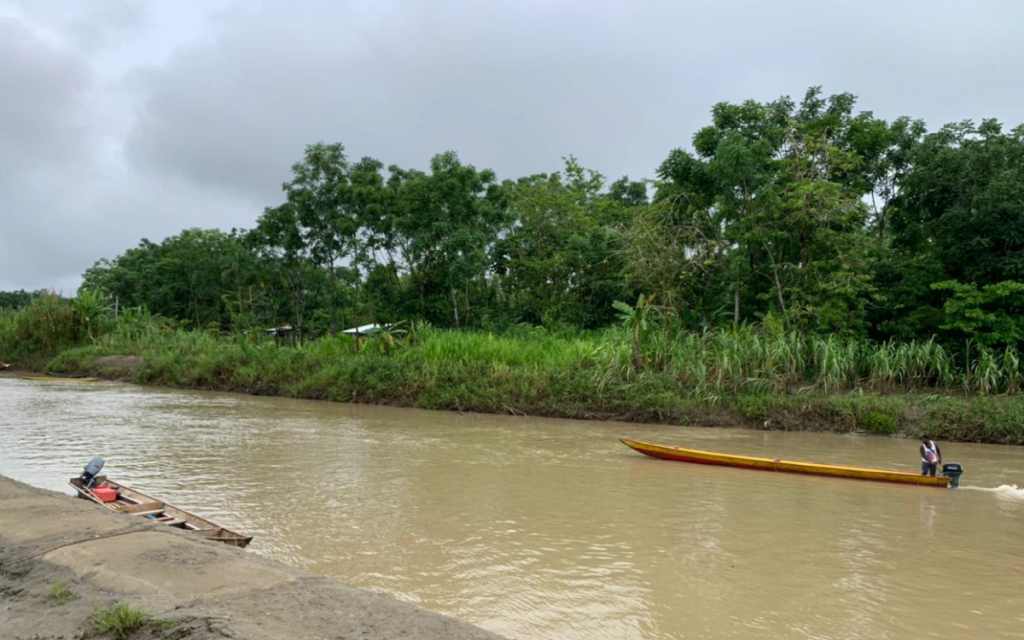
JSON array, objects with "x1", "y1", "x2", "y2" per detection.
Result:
[
  {"x1": 613, "y1": 293, "x2": 656, "y2": 370},
  {"x1": 375, "y1": 321, "x2": 408, "y2": 355},
  {"x1": 72, "y1": 290, "x2": 113, "y2": 339}
]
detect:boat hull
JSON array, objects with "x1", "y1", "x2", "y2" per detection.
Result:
[
  {"x1": 620, "y1": 438, "x2": 951, "y2": 487},
  {"x1": 69, "y1": 477, "x2": 253, "y2": 547}
]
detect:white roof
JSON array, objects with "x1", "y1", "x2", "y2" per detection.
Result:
[{"x1": 342, "y1": 323, "x2": 385, "y2": 335}]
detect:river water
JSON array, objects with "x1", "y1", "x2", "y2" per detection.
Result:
[{"x1": 2, "y1": 376, "x2": 1023, "y2": 640}]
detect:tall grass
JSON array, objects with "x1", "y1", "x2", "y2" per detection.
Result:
[
  {"x1": 579, "y1": 326, "x2": 1022, "y2": 398},
  {"x1": 11, "y1": 296, "x2": 1024, "y2": 443},
  {"x1": 20, "y1": 302, "x2": 1024, "y2": 398},
  {"x1": 51, "y1": 323, "x2": 1024, "y2": 443},
  {"x1": 0, "y1": 293, "x2": 95, "y2": 366}
]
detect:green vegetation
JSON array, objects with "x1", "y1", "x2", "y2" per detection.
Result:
[
  {"x1": 52, "y1": 88, "x2": 1022, "y2": 345},
  {"x1": 27, "y1": 313, "x2": 1024, "y2": 444},
  {"x1": 49, "y1": 581, "x2": 78, "y2": 605},
  {"x1": 0, "y1": 292, "x2": 110, "y2": 368},
  {"x1": 91, "y1": 602, "x2": 149, "y2": 638},
  {"x1": 0, "y1": 289, "x2": 39, "y2": 311},
  {"x1": 4, "y1": 87, "x2": 1024, "y2": 444}
]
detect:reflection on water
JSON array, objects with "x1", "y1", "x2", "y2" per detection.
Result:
[{"x1": 2, "y1": 376, "x2": 1024, "y2": 640}]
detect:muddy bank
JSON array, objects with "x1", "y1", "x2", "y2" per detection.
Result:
[
  {"x1": 30, "y1": 354, "x2": 1024, "y2": 444},
  {"x1": 0, "y1": 475, "x2": 506, "y2": 640}
]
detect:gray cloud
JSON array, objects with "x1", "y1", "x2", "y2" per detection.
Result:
[
  {"x1": 2, "y1": 0, "x2": 1023, "y2": 292},
  {"x1": 0, "y1": 17, "x2": 92, "y2": 179},
  {"x1": 0, "y1": 16, "x2": 96, "y2": 292},
  {"x1": 9, "y1": 0, "x2": 145, "y2": 52}
]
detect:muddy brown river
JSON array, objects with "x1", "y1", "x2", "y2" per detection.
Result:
[{"x1": 2, "y1": 376, "x2": 1023, "y2": 639}]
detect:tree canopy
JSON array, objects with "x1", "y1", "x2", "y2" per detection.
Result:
[{"x1": 72, "y1": 88, "x2": 1024, "y2": 349}]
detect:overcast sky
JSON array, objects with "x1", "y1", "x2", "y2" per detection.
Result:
[{"x1": 2, "y1": 0, "x2": 1022, "y2": 293}]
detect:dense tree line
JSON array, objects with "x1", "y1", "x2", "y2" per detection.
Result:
[
  {"x1": 62, "y1": 88, "x2": 1023, "y2": 347},
  {"x1": 0, "y1": 290, "x2": 38, "y2": 311}
]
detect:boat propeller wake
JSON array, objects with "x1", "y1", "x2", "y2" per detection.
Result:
[{"x1": 962, "y1": 484, "x2": 1024, "y2": 501}]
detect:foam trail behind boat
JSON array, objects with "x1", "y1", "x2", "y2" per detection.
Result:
[{"x1": 962, "y1": 484, "x2": 1024, "y2": 501}]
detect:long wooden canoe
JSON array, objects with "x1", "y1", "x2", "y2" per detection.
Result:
[
  {"x1": 69, "y1": 477, "x2": 253, "y2": 547},
  {"x1": 22, "y1": 375, "x2": 98, "y2": 382},
  {"x1": 620, "y1": 438, "x2": 951, "y2": 487}
]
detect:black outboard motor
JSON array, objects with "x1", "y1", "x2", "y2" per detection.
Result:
[
  {"x1": 81, "y1": 457, "x2": 105, "y2": 488},
  {"x1": 942, "y1": 462, "x2": 964, "y2": 489}
]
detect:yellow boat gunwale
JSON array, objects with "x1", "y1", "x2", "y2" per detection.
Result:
[{"x1": 620, "y1": 438, "x2": 951, "y2": 487}]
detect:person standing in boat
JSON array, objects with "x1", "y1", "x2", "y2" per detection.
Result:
[{"x1": 920, "y1": 436, "x2": 942, "y2": 476}]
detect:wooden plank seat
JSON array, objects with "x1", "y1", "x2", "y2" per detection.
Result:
[
  {"x1": 155, "y1": 516, "x2": 186, "y2": 527},
  {"x1": 68, "y1": 476, "x2": 253, "y2": 547},
  {"x1": 120, "y1": 501, "x2": 165, "y2": 514},
  {"x1": 131, "y1": 509, "x2": 167, "y2": 517}
]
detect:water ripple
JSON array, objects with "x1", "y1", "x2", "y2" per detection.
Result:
[{"x1": 2, "y1": 377, "x2": 1024, "y2": 640}]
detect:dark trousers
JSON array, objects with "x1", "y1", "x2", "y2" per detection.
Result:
[{"x1": 921, "y1": 461, "x2": 937, "y2": 476}]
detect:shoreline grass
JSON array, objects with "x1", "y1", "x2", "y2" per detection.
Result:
[
  {"x1": 33, "y1": 324, "x2": 1024, "y2": 445},
  {"x1": 92, "y1": 601, "x2": 149, "y2": 638},
  {"x1": 48, "y1": 581, "x2": 78, "y2": 605}
]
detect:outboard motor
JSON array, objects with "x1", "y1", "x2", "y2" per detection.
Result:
[
  {"x1": 942, "y1": 462, "x2": 964, "y2": 489},
  {"x1": 81, "y1": 457, "x2": 105, "y2": 488}
]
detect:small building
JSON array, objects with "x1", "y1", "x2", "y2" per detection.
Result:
[
  {"x1": 264, "y1": 324, "x2": 296, "y2": 346},
  {"x1": 341, "y1": 323, "x2": 386, "y2": 337},
  {"x1": 342, "y1": 323, "x2": 389, "y2": 352}
]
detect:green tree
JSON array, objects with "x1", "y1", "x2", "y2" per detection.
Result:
[
  {"x1": 81, "y1": 229, "x2": 243, "y2": 328},
  {"x1": 249, "y1": 203, "x2": 315, "y2": 335},
  {"x1": 650, "y1": 88, "x2": 882, "y2": 334},
  {"x1": 932, "y1": 280, "x2": 1024, "y2": 347},
  {"x1": 393, "y1": 152, "x2": 505, "y2": 326},
  {"x1": 65, "y1": 88, "x2": 1024, "y2": 355},
  {"x1": 0, "y1": 290, "x2": 38, "y2": 311},
  {"x1": 846, "y1": 115, "x2": 926, "y2": 242},
  {"x1": 492, "y1": 157, "x2": 632, "y2": 328},
  {"x1": 283, "y1": 142, "x2": 359, "y2": 335},
  {"x1": 880, "y1": 120, "x2": 1024, "y2": 341},
  {"x1": 892, "y1": 120, "x2": 1024, "y2": 284}
]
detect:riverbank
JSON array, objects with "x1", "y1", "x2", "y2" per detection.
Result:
[
  {"x1": 5, "y1": 322, "x2": 1024, "y2": 444},
  {"x1": 0, "y1": 474, "x2": 506, "y2": 640},
  {"x1": 27, "y1": 344, "x2": 1024, "y2": 446}
]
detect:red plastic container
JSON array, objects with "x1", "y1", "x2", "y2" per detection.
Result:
[{"x1": 93, "y1": 486, "x2": 117, "y2": 503}]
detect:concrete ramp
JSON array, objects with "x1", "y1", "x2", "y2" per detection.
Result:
[{"x1": 0, "y1": 475, "x2": 506, "y2": 640}]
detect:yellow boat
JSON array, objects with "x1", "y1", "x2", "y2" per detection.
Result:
[
  {"x1": 620, "y1": 438, "x2": 955, "y2": 488},
  {"x1": 20, "y1": 375, "x2": 98, "y2": 382}
]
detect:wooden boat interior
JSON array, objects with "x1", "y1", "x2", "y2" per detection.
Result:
[{"x1": 69, "y1": 476, "x2": 252, "y2": 547}]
